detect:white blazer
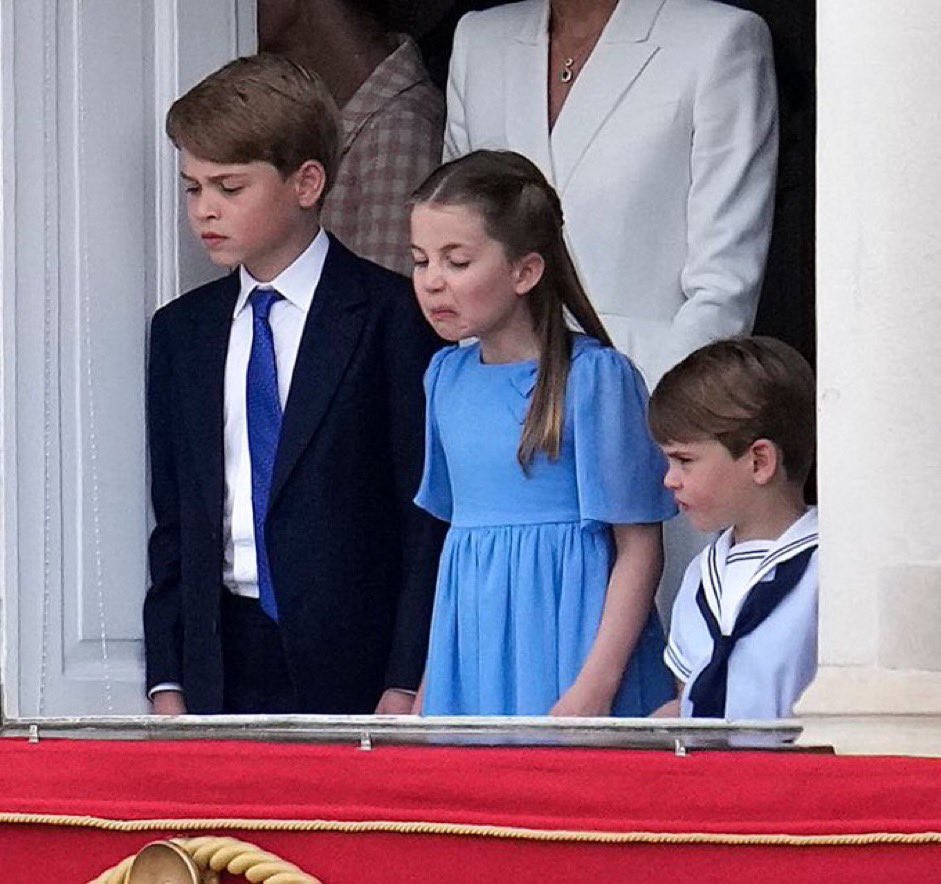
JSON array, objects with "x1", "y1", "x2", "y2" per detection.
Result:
[{"x1": 444, "y1": 0, "x2": 778, "y2": 386}]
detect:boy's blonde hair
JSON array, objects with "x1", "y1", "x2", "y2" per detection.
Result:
[
  {"x1": 166, "y1": 53, "x2": 340, "y2": 194},
  {"x1": 648, "y1": 336, "x2": 816, "y2": 484}
]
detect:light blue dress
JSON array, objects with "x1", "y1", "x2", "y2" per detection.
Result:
[{"x1": 415, "y1": 335, "x2": 677, "y2": 716}]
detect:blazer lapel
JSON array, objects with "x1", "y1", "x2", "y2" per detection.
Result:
[
  {"x1": 551, "y1": 0, "x2": 667, "y2": 194},
  {"x1": 269, "y1": 237, "x2": 368, "y2": 507},
  {"x1": 181, "y1": 274, "x2": 238, "y2": 526},
  {"x1": 505, "y1": 1, "x2": 555, "y2": 184}
]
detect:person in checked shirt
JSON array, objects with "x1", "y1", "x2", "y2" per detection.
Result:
[{"x1": 259, "y1": 0, "x2": 445, "y2": 276}]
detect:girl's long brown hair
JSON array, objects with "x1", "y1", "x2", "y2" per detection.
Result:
[{"x1": 411, "y1": 150, "x2": 612, "y2": 469}]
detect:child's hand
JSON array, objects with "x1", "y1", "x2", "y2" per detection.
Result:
[
  {"x1": 549, "y1": 683, "x2": 613, "y2": 718},
  {"x1": 151, "y1": 691, "x2": 187, "y2": 716},
  {"x1": 649, "y1": 698, "x2": 681, "y2": 718},
  {"x1": 374, "y1": 688, "x2": 416, "y2": 715}
]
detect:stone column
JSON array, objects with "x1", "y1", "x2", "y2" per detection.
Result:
[{"x1": 797, "y1": 1, "x2": 941, "y2": 754}]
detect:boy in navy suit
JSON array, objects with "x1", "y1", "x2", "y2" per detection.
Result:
[{"x1": 145, "y1": 54, "x2": 443, "y2": 715}]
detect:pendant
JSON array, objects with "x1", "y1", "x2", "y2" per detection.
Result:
[{"x1": 560, "y1": 57, "x2": 575, "y2": 84}]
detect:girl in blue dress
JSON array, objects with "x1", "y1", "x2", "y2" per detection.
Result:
[{"x1": 409, "y1": 150, "x2": 677, "y2": 717}]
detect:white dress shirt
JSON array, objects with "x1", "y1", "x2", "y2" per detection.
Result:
[
  {"x1": 151, "y1": 228, "x2": 413, "y2": 705},
  {"x1": 224, "y1": 229, "x2": 329, "y2": 597},
  {"x1": 149, "y1": 230, "x2": 329, "y2": 700}
]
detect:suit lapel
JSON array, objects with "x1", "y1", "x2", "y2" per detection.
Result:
[
  {"x1": 269, "y1": 237, "x2": 368, "y2": 507},
  {"x1": 551, "y1": 0, "x2": 667, "y2": 194},
  {"x1": 181, "y1": 274, "x2": 238, "y2": 526},
  {"x1": 505, "y1": 2, "x2": 555, "y2": 184}
]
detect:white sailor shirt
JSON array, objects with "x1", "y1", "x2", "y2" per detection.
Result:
[{"x1": 664, "y1": 507, "x2": 819, "y2": 719}]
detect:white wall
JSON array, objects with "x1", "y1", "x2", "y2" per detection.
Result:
[
  {"x1": 0, "y1": 0, "x2": 255, "y2": 718},
  {"x1": 799, "y1": 1, "x2": 941, "y2": 743}
]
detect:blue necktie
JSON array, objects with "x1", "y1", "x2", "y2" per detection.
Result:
[
  {"x1": 247, "y1": 287, "x2": 283, "y2": 621},
  {"x1": 688, "y1": 547, "x2": 815, "y2": 718}
]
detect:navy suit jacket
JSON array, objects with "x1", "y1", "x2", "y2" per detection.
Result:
[{"x1": 144, "y1": 235, "x2": 445, "y2": 714}]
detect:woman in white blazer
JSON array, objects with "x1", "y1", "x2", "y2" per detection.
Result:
[{"x1": 444, "y1": 0, "x2": 778, "y2": 388}]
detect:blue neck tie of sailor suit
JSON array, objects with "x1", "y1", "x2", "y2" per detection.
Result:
[
  {"x1": 688, "y1": 546, "x2": 815, "y2": 718},
  {"x1": 246, "y1": 287, "x2": 283, "y2": 621}
]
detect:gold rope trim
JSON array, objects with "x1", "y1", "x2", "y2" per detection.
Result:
[{"x1": 1, "y1": 812, "x2": 939, "y2": 847}]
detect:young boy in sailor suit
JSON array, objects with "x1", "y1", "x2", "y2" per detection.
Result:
[{"x1": 647, "y1": 337, "x2": 818, "y2": 719}]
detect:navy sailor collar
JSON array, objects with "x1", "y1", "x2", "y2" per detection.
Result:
[{"x1": 700, "y1": 506, "x2": 819, "y2": 625}]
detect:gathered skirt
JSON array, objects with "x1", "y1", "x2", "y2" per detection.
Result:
[{"x1": 422, "y1": 522, "x2": 674, "y2": 717}]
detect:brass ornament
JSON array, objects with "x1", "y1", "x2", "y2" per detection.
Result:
[
  {"x1": 125, "y1": 841, "x2": 211, "y2": 884},
  {"x1": 88, "y1": 835, "x2": 319, "y2": 884}
]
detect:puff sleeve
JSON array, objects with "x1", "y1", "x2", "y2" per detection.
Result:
[
  {"x1": 414, "y1": 347, "x2": 454, "y2": 522},
  {"x1": 571, "y1": 344, "x2": 677, "y2": 526}
]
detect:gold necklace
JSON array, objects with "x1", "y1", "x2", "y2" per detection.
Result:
[
  {"x1": 553, "y1": 20, "x2": 608, "y2": 85},
  {"x1": 560, "y1": 56, "x2": 577, "y2": 84}
]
